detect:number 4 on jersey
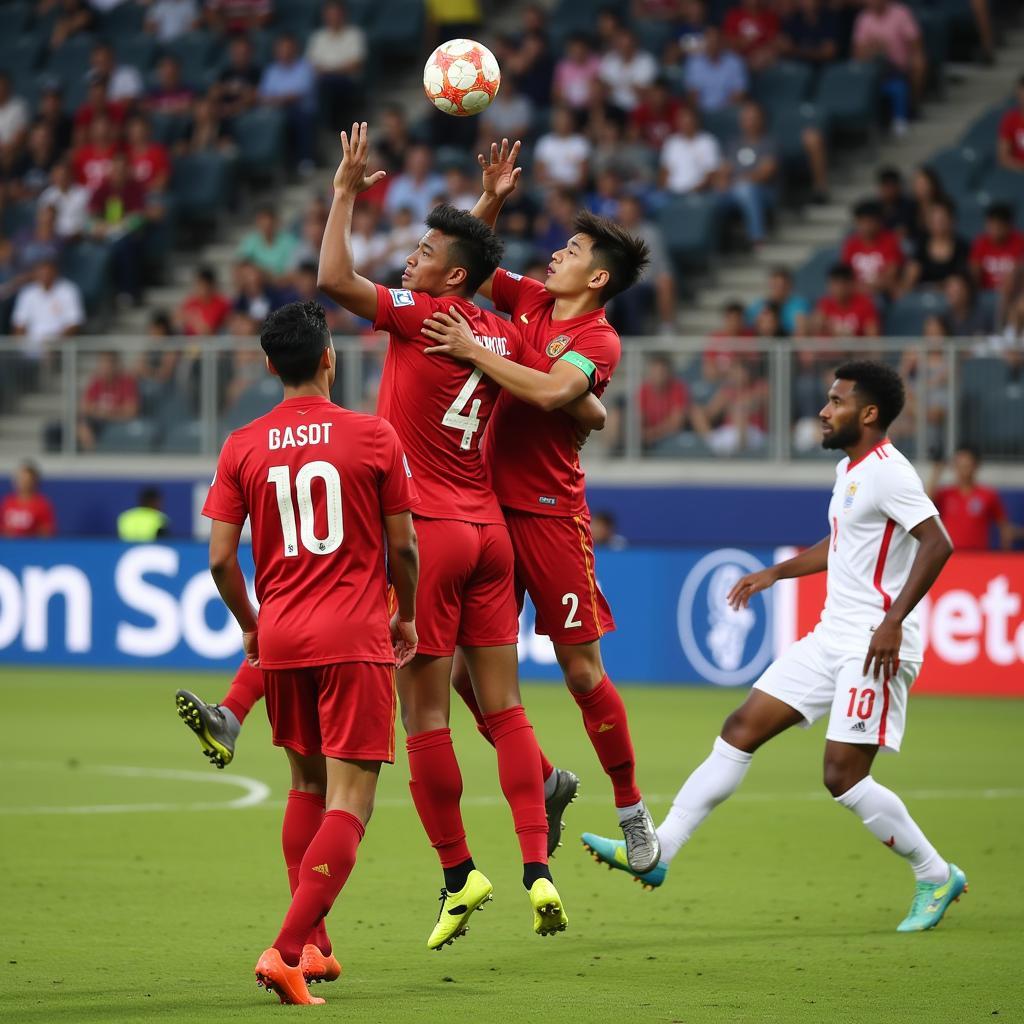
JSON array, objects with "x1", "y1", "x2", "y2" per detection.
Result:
[{"x1": 443, "y1": 368, "x2": 484, "y2": 450}]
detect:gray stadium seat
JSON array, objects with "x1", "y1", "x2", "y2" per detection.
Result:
[
  {"x1": 793, "y1": 246, "x2": 840, "y2": 304},
  {"x1": 161, "y1": 420, "x2": 203, "y2": 454},
  {"x1": 884, "y1": 292, "x2": 948, "y2": 336},
  {"x1": 367, "y1": 0, "x2": 426, "y2": 60},
  {"x1": 958, "y1": 100, "x2": 1011, "y2": 155},
  {"x1": 232, "y1": 108, "x2": 287, "y2": 183},
  {"x1": 928, "y1": 146, "x2": 989, "y2": 199},
  {"x1": 656, "y1": 194, "x2": 721, "y2": 277},
  {"x1": 815, "y1": 62, "x2": 880, "y2": 140},
  {"x1": 753, "y1": 61, "x2": 812, "y2": 110},
  {"x1": 171, "y1": 152, "x2": 233, "y2": 225},
  {"x1": 95, "y1": 419, "x2": 159, "y2": 453}
]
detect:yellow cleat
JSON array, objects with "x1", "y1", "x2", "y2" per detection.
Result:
[
  {"x1": 427, "y1": 869, "x2": 493, "y2": 950},
  {"x1": 530, "y1": 878, "x2": 568, "y2": 936}
]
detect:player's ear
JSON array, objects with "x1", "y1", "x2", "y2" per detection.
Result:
[
  {"x1": 447, "y1": 265, "x2": 468, "y2": 290},
  {"x1": 588, "y1": 267, "x2": 609, "y2": 294}
]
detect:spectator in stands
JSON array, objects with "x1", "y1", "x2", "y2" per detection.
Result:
[
  {"x1": 376, "y1": 103, "x2": 411, "y2": 175},
  {"x1": 135, "y1": 309, "x2": 180, "y2": 387},
  {"x1": 599, "y1": 27, "x2": 658, "y2": 113},
  {"x1": 779, "y1": 0, "x2": 840, "y2": 69},
  {"x1": 896, "y1": 313, "x2": 948, "y2": 457},
  {"x1": 639, "y1": 354, "x2": 691, "y2": 453},
  {"x1": 874, "y1": 165, "x2": 917, "y2": 238},
  {"x1": 0, "y1": 462, "x2": 56, "y2": 538},
  {"x1": 223, "y1": 311, "x2": 267, "y2": 409},
  {"x1": 0, "y1": 73, "x2": 29, "y2": 170},
  {"x1": 970, "y1": 203, "x2": 1024, "y2": 294},
  {"x1": 631, "y1": 78, "x2": 684, "y2": 149},
  {"x1": 753, "y1": 301, "x2": 786, "y2": 339},
  {"x1": 181, "y1": 95, "x2": 234, "y2": 154},
  {"x1": 903, "y1": 197, "x2": 969, "y2": 293},
  {"x1": 87, "y1": 41, "x2": 144, "y2": 104},
  {"x1": 723, "y1": 0, "x2": 780, "y2": 70},
  {"x1": 712, "y1": 301, "x2": 754, "y2": 342},
  {"x1": 928, "y1": 446, "x2": 1020, "y2": 550},
  {"x1": 39, "y1": 160, "x2": 91, "y2": 240},
  {"x1": 260, "y1": 33, "x2": 317, "y2": 173},
  {"x1": 177, "y1": 265, "x2": 231, "y2": 335},
  {"x1": 48, "y1": 0, "x2": 96, "y2": 49},
  {"x1": 714, "y1": 99, "x2": 778, "y2": 247},
  {"x1": 350, "y1": 204, "x2": 387, "y2": 280},
  {"x1": 812, "y1": 264, "x2": 880, "y2": 337},
  {"x1": 117, "y1": 486, "x2": 170, "y2": 541},
  {"x1": 442, "y1": 164, "x2": 478, "y2": 211},
  {"x1": 591, "y1": 510, "x2": 626, "y2": 550},
  {"x1": 852, "y1": 0, "x2": 925, "y2": 136},
  {"x1": 478, "y1": 76, "x2": 534, "y2": 149},
  {"x1": 908, "y1": 165, "x2": 948, "y2": 244},
  {"x1": 125, "y1": 116, "x2": 170, "y2": 197},
  {"x1": 307, "y1": 1, "x2": 366, "y2": 132},
  {"x1": 683, "y1": 25, "x2": 748, "y2": 113},
  {"x1": 145, "y1": 0, "x2": 200, "y2": 42},
  {"x1": 16, "y1": 205, "x2": 63, "y2": 272},
  {"x1": 232, "y1": 260, "x2": 274, "y2": 323},
  {"x1": 77, "y1": 351, "x2": 141, "y2": 451},
  {"x1": 841, "y1": 200, "x2": 904, "y2": 297},
  {"x1": 609, "y1": 194, "x2": 676, "y2": 335},
  {"x1": 384, "y1": 145, "x2": 444, "y2": 225},
  {"x1": 90, "y1": 152, "x2": 149, "y2": 304},
  {"x1": 36, "y1": 84, "x2": 73, "y2": 155},
  {"x1": 996, "y1": 75, "x2": 1024, "y2": 173},
  {"x1": 12, "y1": 258, "x2": 84, "y2": 362},
  {"x1": 204, "y1": 0, "x2": 272, "y2": 34},
  {"x1": 382, "y1": 205, "x2": 424, "y2": 278},
  {"x1": 591, "y1": 112, "x2": 656, "y2": 185},
  {"x1": 500, "y1": 7, "x2": 555, "y2": 109},
  {"x1": 0, "y1": 239, "x2": 19, "y2": 318},
  {"x1": 533, "y1": 188, "x2": 576, "y2": 256},
  {"x1": 553, "y1": 34, "x2": 602, "y2": 112},
  {"x1": 691, "y1": 359, "x2": 768, "y2": 455},
  {"x1": 214, "y1": 35, "x2": 261, "y2": 125},
  {"x1": 74, "y1": 79, "x2": 129, "y2": 135},
  {"x1": 660, "y1": 104, "x2": 720, "y2": 196},
  {"x1": 147, "y1": 55, "x2": 195, "y2": 116},
  {"x1": 236, "y1": 205, "x2": 298, "y2": 284},
  {"x1": 15, "y1": 123, "x2": 60, "y2": 200},
  {"x1": 746, "y1": 267, "x2": 809, "y2": 336},
  {"x1": 940, "y1": 272, "x2": 992, "y2": 337},
  {"x1": 587, "y1": 169, "x2": 623, "y2": 219},
  {"x1": 534, "y1": 106, "x2": 591, "y2": 191}
]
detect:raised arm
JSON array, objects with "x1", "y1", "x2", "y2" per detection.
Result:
[
  {"x1": 469, "y1": 138, "x2": 523, "y2": 300},
  {"x1": 727, "y1": 535, "x2": 831, "y2": 610},
  {"x1": 317, "y1": 121, "x2": 386, "y2": 321},
  {"x1": 209, "y1": 519, "x2": 260, "y2": 665}
]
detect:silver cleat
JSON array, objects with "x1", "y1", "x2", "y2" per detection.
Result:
[{"x1": 619, "y1": 804, "x2": 661, "y2": 874}]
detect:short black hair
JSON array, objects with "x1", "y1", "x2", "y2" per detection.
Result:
[
  {"x1": 770, "y1": 265, "x2": 792, "y2": 280},
  {"x1": 260, "y1": 300, "x2": 331, "y2": 385},
  {"x1": 877, "y1": 166, "x2": 902, "y2": 186},
  {"x1": 834, "y1": 360, "x2": 906, "y2": 431},
  {"x1": 853, "y1": 199, "x2": 883, "y2": 220},
  {"x1": 198, "y1": 265, "x2": 217, "y2": 285},
  {"x1": 19, "y1": 460, "x2": 40, "y2": 484},
  {"x1": 986, "y1": 202, "x2": 1014, "y2": 224},
  {"x1": 955, "y1": 443, "x2": 980, "y2": 462},
  {"x1": 425, "y1": 203, "x2": 504, "y2": 294},
  {"x1": 150, "y1": 310, "x2": 172, "y2": 333},
  {"x1": 572, "y1": 209, "x2": 650, "y2": 302},
  {"x1": 828, "y1": 263, "x2": 854, "y2": 282},
  {"x1": 139, "y1": 486, "x2": 162, "y2": 507},
  {"x1": 723, "y1": 300, "x2": 744, "y2": 315}
]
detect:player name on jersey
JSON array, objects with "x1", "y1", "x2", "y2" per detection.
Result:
[{"x1": 268, "y1": 423, "x2": 334, "y2": 449}]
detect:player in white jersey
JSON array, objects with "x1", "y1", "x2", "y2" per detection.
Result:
[{"x1": 582, "y1": 361, "x2": 969, "y2": 933}]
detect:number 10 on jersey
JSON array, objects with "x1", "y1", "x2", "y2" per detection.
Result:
[{"x1": 267, "y1": 461, "x2": 344, "y2": 556}]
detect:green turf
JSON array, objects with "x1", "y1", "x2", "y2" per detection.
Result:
[{"x1": 1, "y1": 669, "x2": 1021, "y2": 1023}]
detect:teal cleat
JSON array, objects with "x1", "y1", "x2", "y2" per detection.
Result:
[
  {"x1": 581, "y1": 832, "x2": 668, "y2": 890},
  {"x1": 896, "y1": 864, "x2": 968, "y2": 932}
]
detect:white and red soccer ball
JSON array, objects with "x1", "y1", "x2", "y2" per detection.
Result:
[{"x1": 423, "y1": 38, "x2": 501, "y2": 117}]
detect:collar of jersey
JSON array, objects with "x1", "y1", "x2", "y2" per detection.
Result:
[
  {"x1": 846, "y1": 437, "x2": 891, "y2": 472},
  {"x1": 548, "y1": 305, "x2": 609, "y2": 330},
  {"x1": 278, "y1": 394, "x2": 332, "y2": 408}
]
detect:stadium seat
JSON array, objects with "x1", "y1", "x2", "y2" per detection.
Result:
[
  {"x1": 958, "y1": 100, "x2": 1011, "y2": 154},
  {"x1": 955, "y1": 195, "x2": 987, "y2": 240},
  {"x1": 231, "y1": 107, "x2": 287, "y2": 183},
  {"x1": 95, "y1": 419, "x2": 159, "y2": 453},
  {"x1": 100, "y1": 1, "x2": 147, "y2": 38},
  {"x1": 273, "y1": 0, "x2": 321, "y2": 38},
  {"x1": 0, "y1": 2, "x2": 29, "y2": 35},
  {"x1": 927, "y1": 145, "x2": 989, "y2": 198},
  {"x1": 45, "y1": 34, "x2": 97, "y2": 88},
  {"x1": 753, "y1": 62, "x2": 812, "y2": 110},
  {"x1": 1, "y1": 200, "x2": 37, "y2": 236},
  {"x1": 960, "y1": 358, "x2": 1008, "y2": 404},
  {"x1": 975, "y1": 167, "x2": 1024, "y2": 218},
  {"x1": 165, "y1": 31, "x2": 218, "y2": 89},
  {"x1": 367, "y1": 0, "x2": 425, "y2": 60},
  {"x1": 0, "y1": 37, "x2": 45, "y2": 83},
  {"x1": 815, "y1": 61, "x2": 880, "y2": 140},
  {"x1": 222, "y1": 378, "x2": 282, "y2": 436},
  {"x1": 61, "y1": 242, "x2": 112, "y2": 314},
  {"x1": 114, "y1": 33, "x2": 160, "y2": 73},
  {"x1": 793, "y1": 245, "x2": 840, "y2": 303},
  {"x1": 170, "y1": 152, "x2": 233, "y2": 225},
  {"x1": 656, "y1": 194, "x2": 721, "y2": 277},
  {"x1": 160, "y1": 420, "x2": 203, "y2": 454},
  {"x1": 702, "y1": 107, "x2": 739, "y2": 144},
  {"x1": 884, "y1": 291, "x2": 948, "y2": 336},
  {"x1": 148, "y1": 111, "x2": 192, "y2": 147},
  {"x1": 963, "y1": 381, "x2": 1024, "y2": 456}
]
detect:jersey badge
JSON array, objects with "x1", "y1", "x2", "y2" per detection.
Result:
[
  {"x1": 546, "y1": 334, "x2": 572, "y2": 358},
  {"x1": 388, "y1": 288, "x2": 414, "y2": 307},
  {"x1": 505, "y1": 271, "x2": 523, "y2": 281},
  {"x1": 843, "y1": 481, "x2": 859, "y2": 510}
]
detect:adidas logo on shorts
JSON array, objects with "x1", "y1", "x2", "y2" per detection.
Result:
[{"x1": 850, "y1": 721, "x2": 867, "y2": 733}]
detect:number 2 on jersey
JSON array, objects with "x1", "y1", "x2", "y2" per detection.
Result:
[
  {"x1": 267, "y1": 461, "x2": 344, "y2": 556},
  {"x1": 442, "y1": 368, "x2": 484, "y2": 450}
]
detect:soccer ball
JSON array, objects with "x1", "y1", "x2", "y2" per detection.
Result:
[{"x1": 423, "y1": 38, "x2": 501, "y2": 117}]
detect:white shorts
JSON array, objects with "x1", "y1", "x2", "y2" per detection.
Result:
[{"x1": 752, "y1": 629, "x2": 920, "y2": 752}]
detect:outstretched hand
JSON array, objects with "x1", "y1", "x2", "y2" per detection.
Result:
[
  {"x1": 727, "y1": 568, "x2": 778, "y2": 610},
  {"x1": 479, "y1": 138, "x2": 522, "y2": 200},
  {"x1": 423, "y1": 307, "x2": 480, "y2": 362},
  {"x1": 333, "y1": 121, "x2": 387, "y2": 196}
]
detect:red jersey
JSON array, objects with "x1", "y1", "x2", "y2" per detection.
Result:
[
  {"x1": 128, "y1": 143, "x2": 170, "y2": 192},
  {"x1": 373, "y1": 283, "x2": 532, "y2": 526},
  {"x1": 639, "y1": 378, "x2": 689, "y2": 433},
  {"x1": 934, "y1": 484, "x2": 1005, "y2": 551},
  {"x1": 816, "y1": 293, "x2": 879, "y2": 337},
  {"x1": 485, "y1": 268, "x2": 621, "y2": 517},
  {"x1": 970, "y1": 230, "x2": 1024, "y2": 290},
  {"x1": 723, "y1": 7, "x2": 780, "y2": 52},
  {"x1": 203, "y1": 395, "x2": 418, "y2": 669},
  {"x1": 0, "y1": 493, "x2": 56, "y2": 537},
  {"x1": 72, "y1": 142, "x2": 119, "y2": 192},
  {"x1": 841, "y1": 232, "x2": 903, "y2": 289},
  {"x1": 84, "y1": 373, "x2": 138, "y2": 413},
  {"x1": 998, "y1": 109, "x2": 1024, "y2": 162}
]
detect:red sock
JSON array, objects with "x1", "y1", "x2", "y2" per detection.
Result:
[
  {"x1": 572, "y1": 676, "x2": 642, "y2": 807},
  {"x1": 482, "y1": 706, "x2": 548, "y2": 864},
  {"x1": 456, "y1": 684, "x2": 556, "y2": 783},
  {"x1": 274, "y1": 809, "x2": 364, "y2": 966},
  {"x1": 281, "y1": 790, "x2": 331, "y2": 955},
  {"x1": 221, "y1": 660, "x2": 264, "y2": 723},
  {"x1": 406, "y1": 729, "x2": 472, "y2": 868}
]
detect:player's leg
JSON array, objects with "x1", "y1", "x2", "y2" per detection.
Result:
[
  {"x1": 174, "y1": 660, "x2": 264, "y2": 768},
  {"x1": 826, "y1": 660, "x2": 966, "y2": 932}
]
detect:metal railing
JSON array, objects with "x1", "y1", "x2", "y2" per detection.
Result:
[{"x1": 0, "y1": 335, "x2": 1021, "y2": 462}]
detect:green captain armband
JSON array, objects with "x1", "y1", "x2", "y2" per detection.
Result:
[{"x1": 560, "y1": 350, "x2": 597, "y2": 387}]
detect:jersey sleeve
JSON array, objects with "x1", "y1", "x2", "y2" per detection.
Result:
[
  {"x1": 202, "y1": 435, "x2": 248, "y2": 525},
  {"x1": 376, "y1": 419, "x2": 419, "y2": 515},
  {"x1": 490, "y1": 267, "x2": 547, "y2": 318},
  {"x1": 561, "y1": 325, "x2": 621, "y2": 392},
  {"x1": 877, "y1": 461, "x2": 939, "y2": 534},
  {"x1": 371, "y1": 283, "x2": 439, "y2": 342}
]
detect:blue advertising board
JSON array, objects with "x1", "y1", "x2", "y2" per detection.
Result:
[{"x1": 0, "y1": 541, "x2": 781, "y2": 685}]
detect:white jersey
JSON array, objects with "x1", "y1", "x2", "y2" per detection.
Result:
[{"x1": 816, "y1": 439, "x2": 939, "y2": 661}]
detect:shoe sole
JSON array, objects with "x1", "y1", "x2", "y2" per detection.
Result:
[
  {"x1": 535, "y1": 898, "x2": 568, "y2": 936},
  {"x1": 581, "y1": 840, "x2": 663, "y2": 891},
  {"x1": 915, "y1": 882, "x2": 969, "y2": 932},
  {"x1": 175, "y1": 692, "x2": 233, "y2": 769},
  {"x1": 546, "y1": 775, "x2": 580, "y2": 858},
  {"x1": 255, "y1": 970, "x2": 324, "y2": 1005},
  {"x1": 429, "y1": 892, "x2": 493, "y2": 951}
]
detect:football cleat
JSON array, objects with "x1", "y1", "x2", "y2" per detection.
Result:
[
  {"x1": 530, "y1": 878, "x2": 568, "y2": 936},
  {"x1": 896, "y1": 864, "x2": 968, "y2": 932},
  {"x1": 254, "y1": 948, "x2": 325, "y2": 1005},
  {"x1": 175, "y1": 689, "x2": 239, "y2": 769},
  {"x1": 301, "y1": 944, "x2": 342, "y2": 984},
  {"x1": 619, "y1": 804, "x2": 662, "y2": 874},
  {"x1": 544, "y1": 768, "x2": 580, "y2": 857},
  {"x1": 581, "y1": 832, "x2": 668, "y2": 890},
  {"x1": 427, "y1": 869, "x2": 493, "y2": 950}
]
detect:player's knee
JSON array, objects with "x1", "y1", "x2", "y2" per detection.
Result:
[
  {"x1": 822, "y1": 758, "x2": 866, "y2": 799},
  {"x1": 720, "y1": 708, "x2": 760, "y2": 753},
  {"x1": 556, "y1": 648, "x2": 603, "y2": 694}
]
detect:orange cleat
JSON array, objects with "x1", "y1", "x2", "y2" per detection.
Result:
[
  {"x1": 301, "y1": 944, "x2": 343, "y2": 984},
  {"x1": 254, "y1": 947, "x2": 326, "y2": 1005}
]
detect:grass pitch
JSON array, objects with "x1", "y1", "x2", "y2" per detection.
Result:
[{"x1": 1, "y1": 669, "x2": 1021, "y2": 1024}]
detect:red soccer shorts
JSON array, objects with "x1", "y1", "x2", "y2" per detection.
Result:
[
  {"x1": 263, "y1": 661, "x2": 397, "y2": 763},
  {"x1": 504, "y1": 508, "x2": 616, "y2": 646},
  {"x1": 412, "y1": 517, "x2": 520, "y2": 657}
]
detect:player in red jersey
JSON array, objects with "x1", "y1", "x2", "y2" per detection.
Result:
[
  {"x1": 0, "y1": 462, "x2": 56, "y2": 537},
  {"x1": 203, "y1": 300, "x2": 420, "y2": 1004},
  {"x1": 420, "y1": 138, "x2": 663, "y2": 876},
  {"x1": 316, "y1": 122, "x2": 588, "y2": 945}
]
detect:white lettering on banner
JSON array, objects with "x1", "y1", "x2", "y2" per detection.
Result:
[
  {"x1": 980, "y1": 576, "x2": 1022, "y2": 666},
  {"x1": 115, "y1": 546, "x2": 181, "y2": 657},
  {"x1": 22, "y1": 566, "x2": 91, "y2": 652},
  {"x1": 0, "y1": 565, "x2": 23, "y2": 648},
  {"x1": 180, "y1": 572, "x2": 243, "y2": 659},
  {"x1": 930, "y1": 590, "x2": 982, "y2": 664}
]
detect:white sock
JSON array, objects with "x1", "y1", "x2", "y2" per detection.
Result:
[
  {"x1": 655, "y1": 737, "x2": 753, "y2": 863},
  {"x1": 616, "y1": 799, "x2": 645, "y2": 823},
  {"x1": 543, "y1": 768, "x2": 559, "y2": 800},
  {"x1": 835, "y1": 776, "x2": 948, "y2": 884}
]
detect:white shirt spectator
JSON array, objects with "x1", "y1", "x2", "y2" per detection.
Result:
[
  {"x1": 534, "y1": 132, "x2": 591, "y2": 187},
  {"x1": 38, "y1": 182, "x2": 92, "y2": 238},
  {"x1": 660, "y1": 130, "x2": 721, "y2": 193},
  {"x1": 351, "y1": 230, "x2": 388, "y2": 278},
  {"x1": 12, "y1": 279, "x2": 85, "y2": 356},
  {"x1": 147, "y1": 0, "x2": 199, "y2": 42},
  {"x1": 480, "y1": 92, "x2": 534, "y2": 141},
  {"x1": 306, "y1": 24, "x2": 366, "y2": 72},
  {"x1": 0, "y1": 93, "x2": 29, "y2": 146},
  {"x1": 599, "y1": 49, "x2": 658, "y2": 111},
  {"x1": 103, "y1": 65, "x2": 145, "y2": 102}
]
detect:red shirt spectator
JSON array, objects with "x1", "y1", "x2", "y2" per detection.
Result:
[
  {"x1": 206, "y1": 0, "x2": 272, "y2": 33},
  {"x1": 89, "y1": 176, "x2": 146, "y2": 220},
  {"x1": 631, "y1": 89, "x2": 683, "y2": 148},
  {"x1": 128, "y1": 141, "x2": 170, "y2": 194},
  {"x1": 0, "y1": 463, "x2": 56, "y2": 537},
  {"x1": 178, "y1": 266, "x2": 232, "y2": 335},
  {"x1": 74, "y1": 98, "x2": 128, "y2": 132},
  {"x1": 815, "y1": 293, "x2": 879, "y2": 336},
  {"x1": 934, "y1": 484, "x2": 1006, "y2": 550},
  {"x1": 85, "y1": 368, "x2": 139, "y2": 413},
  {"x1": 638, "y1": 361, "x2": 689, "y2": 447},
  {"x1": 842, "y1": 230, "x2": 904, "y2": 291},
  {"x1": 997, "y1": 106, "x2": 1024, "y2": 165},
  {"x1": 723, "y1": 1, "x2": 780, "y2": 58},
  {"x1": 970, "y1": 206, "x2": 1024, "y2": 291}
]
